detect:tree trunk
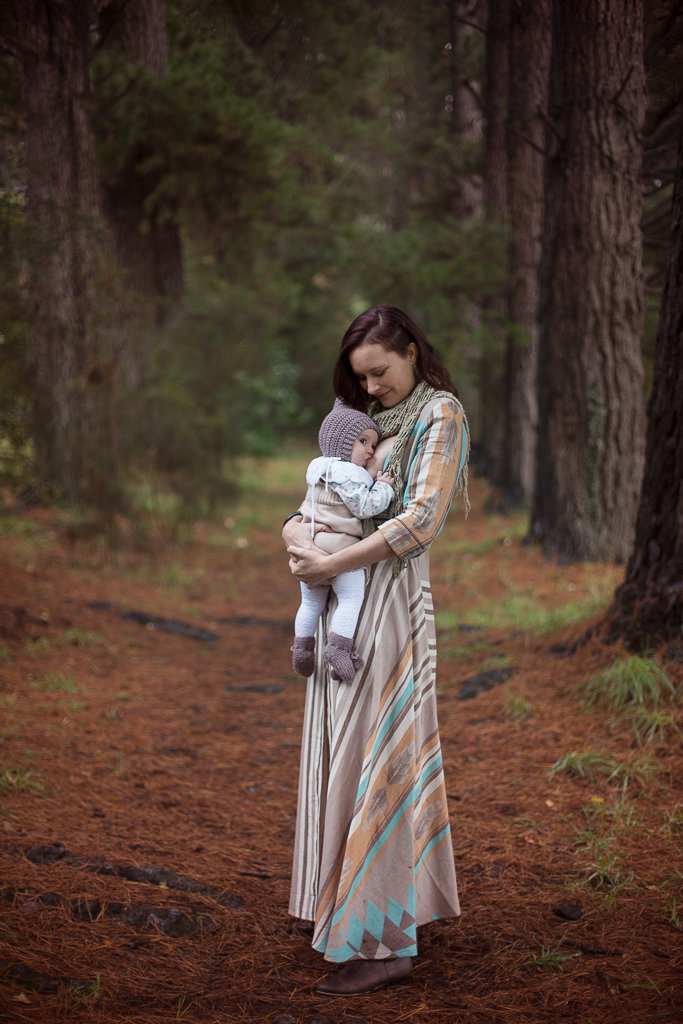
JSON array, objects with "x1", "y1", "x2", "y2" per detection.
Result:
[
  {"x1": 19, "y1": 0, "x2": 102, "y2": 500},
  {"x1": 100, "y1": 0, "x2": 183, "y2": 320},
  {"x1": 499, "y1": 0, "x2": 551, "y2": 507},
  {"x1": 530, "y1": 0, "x2": 646, "y2": 561},
  {"x1": 604, "y1": 117, "x2": 683, "y2": 652},
  {"x1": 484, "y1": 0, "x2": 509, "y2": 218},
  {"x1": 479, "y1": 0, "x2": 510, "y2": 484},
  {"x1": 448, "y1": 0, "x2": 484, "y2": 221}
]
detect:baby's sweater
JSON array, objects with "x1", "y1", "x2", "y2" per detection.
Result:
[{"x1": 300, "y1": 457, "x2": 394, "y2": 549}]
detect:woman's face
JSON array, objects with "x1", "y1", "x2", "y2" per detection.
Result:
[{"x1": 349, "y1": 342, "x2": 418, "y2": 408}]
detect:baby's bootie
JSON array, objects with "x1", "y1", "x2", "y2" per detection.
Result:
[
  {"x1": 292, "y1": 636, "x2": 316, "y2": 677},
  {"x1": 324, "y1": 633, "x2": 364, "y2": 682}
]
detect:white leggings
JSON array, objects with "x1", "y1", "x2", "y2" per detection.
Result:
[{"x1": 294, "y1": 570, "x2": 366, "y2": 640}]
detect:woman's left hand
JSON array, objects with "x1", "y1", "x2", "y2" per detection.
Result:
[{"x1": 287, "y1": 544, "x2": 335, "y2": 588}]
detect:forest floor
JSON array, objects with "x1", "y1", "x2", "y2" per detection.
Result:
[{"x1": 1, "y1": 452, "x2": 682, "y2": 1024}]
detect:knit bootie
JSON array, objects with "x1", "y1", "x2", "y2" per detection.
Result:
[
  {"x1": 324, "y1": 632, "x2": 364, "y2": 682},
  {"x1": 292, "y1": 636, "x2": 316, "y2": 677}
]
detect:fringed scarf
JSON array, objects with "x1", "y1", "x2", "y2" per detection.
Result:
[{"x1": 362, "y1": 379, "x2": 471, "y2": 578}]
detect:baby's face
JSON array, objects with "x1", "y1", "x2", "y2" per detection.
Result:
[
  {"x1": 365, "y1": 435, "x2": 397, "y2": 479},
  {"x1": 350, "y1": 428, "x2": 378, "y2": 469}
]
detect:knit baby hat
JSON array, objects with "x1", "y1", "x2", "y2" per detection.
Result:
[{"x1": 318, "y1": 398, "x2": 379, "y2": 461}]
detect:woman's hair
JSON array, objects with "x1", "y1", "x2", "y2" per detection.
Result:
[{"x1": 332, "y1": 305, "x2": 458, "y2": 411}]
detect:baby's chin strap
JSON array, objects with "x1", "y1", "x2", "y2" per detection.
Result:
[{"x1": 310, "y1": 460, "x2": 335, "y2": 538}]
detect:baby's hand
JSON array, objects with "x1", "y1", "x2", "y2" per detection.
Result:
[{"x1": 376, "y1": 471, "x2": 395, "y2": 487}]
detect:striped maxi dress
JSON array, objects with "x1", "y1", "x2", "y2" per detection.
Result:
[{"x1": 289, "y1": 396, "x2": 467, "y2": 963}]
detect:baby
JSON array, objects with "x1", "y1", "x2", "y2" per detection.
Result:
[{"x1": 291, "y1": 399, "x2": 395, "y2": 682}]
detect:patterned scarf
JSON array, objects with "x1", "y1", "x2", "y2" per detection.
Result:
[{"x1": 363, "y1": 379, "x2": 471, "y2": 578}]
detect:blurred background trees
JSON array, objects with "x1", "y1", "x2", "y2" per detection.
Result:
[{"x1": 0, "y1": 0, "x2": 682, "y2": 611}]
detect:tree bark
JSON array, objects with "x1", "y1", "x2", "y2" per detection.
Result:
[
  {"x1": 499, "y1": 0, "x2": 551, "y2": 507},
  {"x1": 484, "y1": 0, "x2": 509, "y2": 218},
  {"x1": 604, "y1": 117, "x2": 683, "y2": 652},
  {"x1": 530, "y1": 0, "x2": 646, "y2": 561},
  {"x1": 19, "y1": 0, "x2": 102, "y2": 500},
  {"x1": 449, "y1": 0, "x2": 484, "y2": 221},
  {"x1": 101, "y1": 0, "x2": 169, "y2": 75},
  {"x1": 100, "y1": 0, "x2": 183, "y2": 318},
  {"x1": 479, "y1": 0, "x2": 510, "y2": 484}
]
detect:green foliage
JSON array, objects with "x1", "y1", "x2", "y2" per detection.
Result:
[
  {"x1": 71, "y1": 974, "x2": 102, "y2": 1009},
  {"x1": 582, "y1": 656, "x2": 682, "y2": 747},
  {"x1": 32, "y1": 673, "x2": 82, "y2": 694},
  {"x1": 0, "y1": 764, "x2": 45, "y2": 795},
  {"x1": 57, "y1": 628, "x2": 103, "y2": 649},
  {"x1": 621, "y1": 706, "x2": 683, "y2": 747},
  {"x1": 622, "y1": 974, "x2": 661, "y2": 993},
  {"x1": 436, "y1": 579, "x2": 616, "y2": 634},
  {"x1": 548, "y1": 749, "x2": 665, "y2": 794},
  {"x1": 503, "y1": 686, "x2": 535, "y2": 723},
  {"x1": 581, "y1": 795, "x2": 640, "y2": 831},
  {"x1": 480, "y1": 652, "x2": 511, "y2": 671},
  {"x1": 606, "y1": 754, "x2": 664, "y2": 794},
  {"x1": 1, "y1": 0, "x2": 506, "y2": 516},
  {"x1": 662, "y1": 896, "x2": 681, "y2": 930},
  {"x1": 24, "y1": 637, "x2": 50, "y2": 659},
  {"x1": 548, "y1": 749, "x2": 615, "y2": 785},
  {"x1": 0, "y1": 190, "x2": 33, "y2": 491},
  {"x1": 581, "y1": 655, "x2": 676, "y2": 712},
  {"x1": 521, "y1": 939, "x2": 580, "y2": 971}
]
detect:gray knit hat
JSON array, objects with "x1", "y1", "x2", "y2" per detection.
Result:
[{"x1": 318, "y1": 399, "x2": 379, "y2": 461}]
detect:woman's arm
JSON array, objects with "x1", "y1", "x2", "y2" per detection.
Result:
[
  {"x1": 288, "y1": 530, "x2": 393, "y2": 587},
  {"x1": 378, "y1": 399, "x2": 466, "y2": 559}
]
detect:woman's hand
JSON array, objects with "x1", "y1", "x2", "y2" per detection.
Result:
[
  {"x1": 287, "y1": 544, "x2": 335, "y2": 588},
  {"x1": 282, "y1": 518, "x2": 329, "y2": 552}
]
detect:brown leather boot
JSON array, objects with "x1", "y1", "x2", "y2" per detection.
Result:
[{"x1": 314, "y1": 956, "x2": 413, "y2": 996}]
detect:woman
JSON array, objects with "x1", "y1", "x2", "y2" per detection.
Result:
[{"x1": 283, "y1": 305, "x2": 470, "y2": 997}]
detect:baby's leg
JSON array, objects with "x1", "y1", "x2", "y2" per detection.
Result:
[
  {"x1": 294, "y1": 583, "x2": 329, "y2": 638},
  {"x1": 329, "y1": 570, "x2": 366, "y2": 638},
  {"x1": 324, "y1": 570, "x2": 366, "y2": 682},
  {"x1": 292, "y1": 583, "x2": 329, "y2": 678}
]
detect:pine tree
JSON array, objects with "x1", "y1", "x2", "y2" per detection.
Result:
[
  {"x1": 604, "y1": 117, "x2": 683, "y2": 653},
  {"x1": 498, "y1": 0, "x2": 551, "y2": 508},
  {"x1": 531, "y1": 0, "x2": 646, "y2": 560},
  {"x1": 18, "y1": 0, "x2": 103, "y2": 500}
]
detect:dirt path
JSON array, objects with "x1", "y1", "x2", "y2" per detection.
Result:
[{"x1": 1, "y1": 466, "x2": 682, "y2": 1023}]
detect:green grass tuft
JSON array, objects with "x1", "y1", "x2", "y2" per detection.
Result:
[
  {"x1": 503, "y1": 686, "x2": 535, "y2": 723},
  {"x1": 520, "y1": 938, "x2": 581, "y2": 971},
  {"x1": 548, "y1": 748, "x2": 665, "y2": 793},
  {"x1": 547, "y1": 749, "x2": 615, "y2": 784},
  {"x1": 0, "y1": 765, "x2": 45, "y2": 795},
  {"x1": 25, "y1": 637, "x2": 50, "y2": 659},
  {"x1": 32, "y1": 672, "x2": 83, "y2": 694},
  {"x1": 606, "y1": 753, "x2": 665, "y2": 794},
  {"x1": 581, "y1": 655, "x2": 676, "y2": 712},
  {"x1": 620, "y1": 706, "x2": 683, "y2": 747},
  {"x1": 71, "y1": 973, "x2": 102, "y2": 1008},
  {"x1": 57, "y1": 628, "x2": 103, "y2": 648}
]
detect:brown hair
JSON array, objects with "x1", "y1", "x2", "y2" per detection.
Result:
[{"x1": 332, "y1": 305, "x2": 458, "y2": 411}]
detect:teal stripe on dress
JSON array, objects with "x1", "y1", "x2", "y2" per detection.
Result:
[
  {"x1": 332, "y1": 756, "x2": 443, "y2": 931},
  {"x1": 354, "y1": 673, "x2": 414, "y2": 804},
  {"x1": 415, "y1": 823, "x2": 452, "y2": 875}
]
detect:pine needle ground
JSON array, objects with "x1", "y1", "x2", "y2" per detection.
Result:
[{"x1": 0, "y1": 466, "x2": 681, "y2": 1023}]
